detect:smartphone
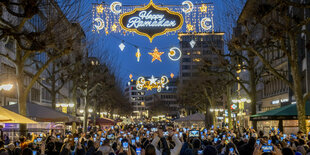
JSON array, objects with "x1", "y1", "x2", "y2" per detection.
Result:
[
  {"x1": 308, "y1": 132, "x2": 310, "y2": 135},
  {"x1": 37, "y1": 138, "x2": 42, "y2": 142},
  {"x1": 32, "y1": 150, "x2": 37, "y2": 155},
  {"x1": 131, "y1": 139, "x2": 135, "y2": 144},
  {"x1": 100, "y1": 137, "x2": 104, "y2": 141},
  {"x1": 94, "y1": 134, "x2": 97, "y2": 137},
  {"x1": 123, "y1": 142, "x2": 129, "y2": 151},
  {"x1": 280, "y1": 137, "x2": 284, "y2": 141},
  {"x1": 111, "y1": 126, "x2": 114, "y2": 130},
  {"x1": 135, "y1": 137, "x2": 140, "y2": 142},
  {"x1": 214, "y1": 138, "x2": 218, "y2": 143},
  {"x1": 211, "y1": 125, "x2": 214, "y2": 129},
  {"x1": 74, "y1": 137, "x2": 79, "y2": 143},
  {"x1": 100, "y1": 141, "x2": 103, "y2": 146},
  {"x1": 84, "y1": 142, "x2": 87, "y2": 147},
  {"x1": 228, "y1": 136, "x2": 231, "y2": 141},
  {"x1": 101, "y1": 133, "x2": 104, "y2": 137},
  {"x1": 119, "y1": 138, "x2": 123, "y2": 143},
  {"x1": 256, "y1": 139, "x2": 260, "y2": 145},
  {"x1": 189, "y1": 130, "x2": 199, "y2": 137},
  {"x1": 201, "y1": 135, "x2": 204, "y2": 139},
  {"x1": 146, "y1": 131, "x2": 150, "y2": 135},
  {"x1": 33, "y1": 139, "x2": 37, "y2": 145},
  {"x1": 245, "y1": 135, "x2": 249, "y2": 139},
  {"x1": 16, "y1": 142, "x2": 19, "y2": 146},
  {"x1": 163, "y1": 132, "x2": 169, "y2": 137},
  {"x1": 287, "y1": 141, "x2": 291, "y2": 146},
  {"x1": 268, "y1": 139, "x2": 272, "y2": 145},
  {"x1": 229, "y1": 147, "x2": 234, "y2": 153},
  {"x1": 198, "y1": 150, "x2": 203, "y2": 155},
  {"x1": 40, "y1": 133, "x2": 43, "y2": 137},
  {"x1": 93, "y1": 137, "x2": 96, "y2": 141},
  {"x1": 262, "y1": 145, "x2": 273, "y2": 152},
  {"x1": 175, "y1": 134, "x2": 178, "y2": 137},
  {"x1": 136, "y1": 147, "x2": 142, "y2": 155}
]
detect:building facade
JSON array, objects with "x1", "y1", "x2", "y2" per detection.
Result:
[{"x1": 124, "y1": 81, "x2": 147, "y2": 119}]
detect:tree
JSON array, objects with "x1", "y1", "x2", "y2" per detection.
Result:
[
  {"x1": 0, "y1": 0, "x2": 84, "y2": 134},
  {"x1": 178, "y1": 69, "x2": 228, "y2": 128},
  {"x1": 229, "y1": 0, "x2": 310, "y2": 132}
]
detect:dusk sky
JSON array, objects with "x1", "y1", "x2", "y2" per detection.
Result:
[{"x1": 81, "y1": 0, "x2": 243, "y2": 87}]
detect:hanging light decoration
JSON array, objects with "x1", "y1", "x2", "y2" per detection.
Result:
[{"x1": 119, "y1": 42, "x2": 125, "y2": 51}]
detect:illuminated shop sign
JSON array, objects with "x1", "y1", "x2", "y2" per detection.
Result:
[
  {"x1": 120, "y1": 0, "x2": 183, "y2": 42},
  {"x1": 271, "y1": 98, "x2": 289, "y2": 104}
]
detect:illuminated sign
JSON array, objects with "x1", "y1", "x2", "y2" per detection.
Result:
[
  {"x1": 136, "y1": 75, "x2": 169, "y2": 92},
  {"x1": 271, "y1": 98, "x2": 289, "y2": 104},
  {"x1": 120, "y1": 0, "x2": 183, "y2": 42}
]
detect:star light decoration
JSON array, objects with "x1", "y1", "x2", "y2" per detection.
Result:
[
  {"x1": 129, "y1": 74, "x2": 133, "y2": 79},
  {"x1": 200, "y1": 4, "x2": 208, "y2": 12},
  {"x1": 96, "y1": 5, "x2": 104, "y2": 14},
  {"x1": 136, "y1": 48, "x2": 141, "y2": 62},
  {"x1": 149, "y1": 48, "x2": 164, "y2": 63},
  {"x1": 186, "y1": 24, "x2": 194, "y2": 32},
  {"x1": 136, "y1": 75, "x2": 169, "y2": 92},
  {"x1": 170, "y1": 73, "x2": 174, "y2": 78},
  {"x1": 111, "y1": 24, "x2": 117, "y2": 32}
]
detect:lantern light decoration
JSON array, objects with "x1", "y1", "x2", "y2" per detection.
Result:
[
  {"x1": 119, "y1": 42, "x2": 125, "y2": 51},
  {"x1": 190, "y1": 40, "x2": 196, "y2": 48}
]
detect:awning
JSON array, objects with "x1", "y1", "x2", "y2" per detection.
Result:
[
  {"x1": 250, "y1": 102, "x2": 310, "y2": 121},
  {"x1": 0, "y1": 106, "x2": 38, "y2": 124},
  {"x1": 4, "y1": 102, "x2": 80, "y2": 123},
  {"x1": 89, "y1": 117, "x2": 116, "y2": 125},
  {"x1": 174, "y1": 113, "x2": 205, "y2": 122}
]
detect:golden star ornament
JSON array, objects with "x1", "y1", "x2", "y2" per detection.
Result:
[{"x1": 149, "y1": 48, "x2": 164, "y2": 62}]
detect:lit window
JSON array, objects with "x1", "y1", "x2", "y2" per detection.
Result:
[{"x1": 193, "y1": 58, "x2": 201, "y2": 62}]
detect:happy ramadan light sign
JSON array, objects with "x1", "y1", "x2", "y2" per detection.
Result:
[{"x1": 120, "y1": 0, "x2": 184, "y2": 42}]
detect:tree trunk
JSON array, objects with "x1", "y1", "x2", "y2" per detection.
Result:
[
  {"x1": 83, "y1": 94, "x2": 89, "y2": 133},
  {"x1": 71, "y1": 86, "x2": 78, "y2": 134},
  {"x1": 249, "y1": 58, "x2": 257, "y2": 130},
  {"x1": 227, "y1": 86, "x2": 233, "y2": 129},
  {"x1": 51, "y1": 92, "x2": 56, "y2": 110},
  {"x1": 291, "y1": 58, "x2": 307, "y2": 132},
  {"x1": 16, "y1": 61, "x2": 27, "y2": 136}
]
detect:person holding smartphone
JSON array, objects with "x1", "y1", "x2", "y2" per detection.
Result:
[{"x1": 98, "y1": 139, "x2": 114, "y2": 155}]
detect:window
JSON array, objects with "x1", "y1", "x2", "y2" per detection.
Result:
[
  {"x1": 31, "y1": 88, "x2": 40, "y2": 102},
  {"x1": 182, "y1": 65, "x2": 191, "y2": 70},
  {"x1": 193, "y1": 58, "x2": 201, "y2": 62},
  {"x1": 182, "y1": 73, "x2": 191, "y2": 77},
  {"x1": 182, "y1": 58, "x2": 191, "y2": 62}
]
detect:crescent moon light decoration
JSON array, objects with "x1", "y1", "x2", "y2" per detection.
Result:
[
  {"x1": 182, "y1": 1, "x2": 194, "y2": 13},
  {"x1": 168, "y1": 47, "x2": 182, "y2": 61},
  {"x1": 110, "y1": 1, "x2": 122, "y2": 14},
  {"x1": 94, "y1": 18, "x2": 104, "y2": 31},
  {"x1": 201, "y1": 17, "x2": 213, "y2": 31}
]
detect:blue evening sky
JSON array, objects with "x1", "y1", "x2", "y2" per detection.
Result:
[{"x1": 79, "y1": 0, "x2": 243, "y2": 87}]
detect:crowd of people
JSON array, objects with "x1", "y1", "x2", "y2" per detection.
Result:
[{"x1": 0, "y1": 124, "x2": 309, "y2": 155}]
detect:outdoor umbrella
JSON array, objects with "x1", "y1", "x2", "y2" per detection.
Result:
[{"x1": 0, "y1": 106, "x2": 37, "y2": 124}]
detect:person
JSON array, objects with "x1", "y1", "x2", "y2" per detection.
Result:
[
  {"x1": 145, "y1": 144, "x2": 156, "y2": 155},
  {"x1": 21, "y1": 148, "x2": 32, "y2": 155},
  {"x1": 99, "y1": 139, "x2": 114, "y2": 155},
  {"x1": 59, "y1": 143, "x2": 71, "y2": 155},
  {"x1": 203, "y1": 145, "x2": 217, "y2": 155},
  {"x1": 151, "y1": 130, "x2": 182, "y2": 155},
  {"x1": 6, "y1": 143, "x2": 14, "y2": 155}
]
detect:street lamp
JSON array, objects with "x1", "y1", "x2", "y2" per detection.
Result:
[
  {"x1": 88, "y1": 109, "x2": 93, "y2": 113},
  {"x1": 231, "y1": 97, "x2": 251, "y2": 127}
]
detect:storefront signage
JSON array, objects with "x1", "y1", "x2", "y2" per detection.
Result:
[
  {"x1": 271, "y1": 98, "x2": 289, "y2": 104},
  {"x1": 120, "y1": 0, "x2": 183, "y2": 42}
]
